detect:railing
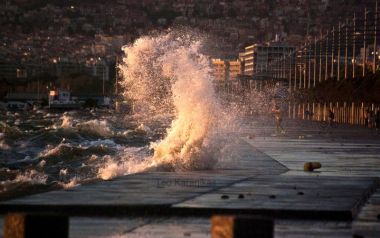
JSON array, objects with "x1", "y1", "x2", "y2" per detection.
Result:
[{"x1": 289, "y1": 102, "x2": 380, "y2": 127}]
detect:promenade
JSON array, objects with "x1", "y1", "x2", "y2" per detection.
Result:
[{"x1": 1, "y1": 118, "x2": 380, "y2": 238}]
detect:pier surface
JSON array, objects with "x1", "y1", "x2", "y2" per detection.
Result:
[{"x1": 1, "y1": 118, "x2": 380, "y2": 237}]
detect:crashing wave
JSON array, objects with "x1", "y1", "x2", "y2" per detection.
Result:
[
  {"x1": 77, "y1": 119, "x2": 114, "y2": 138},
  {"x1": 95, "y1": 30, "x2": 235, "y2": 180}
]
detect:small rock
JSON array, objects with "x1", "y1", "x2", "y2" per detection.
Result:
[
  {"x1": 238, "y1": 194, "x2": 245, "y2": 199},
  {"x1": 221, "y1": 195, "x2": 229, "y2": 199},
  {"x1": 297, "y1": 192, "x2": 304, "y2": 195},
  {"x1": 269, "y1": 195, "x2": 276, "y2": 199},
  {"x1": 304, "y1": 162, "x2": 322, "y2": 172},
  {"x1": 184, "y1": 232, "x2": 191, "y2": 236}
]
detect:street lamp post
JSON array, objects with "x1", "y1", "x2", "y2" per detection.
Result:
[
  {"x1": 331, "y1": 27, "x2": 335, "y2": 78},
  {"x1": 363, "y1": 8, "x2": 368, "y2": 77},
  {"x1": 289, "y1": 53, "x2": 292, "y2": 93},
  {"x1": 314, "y1": 37, "x2": 317, "y2": 86},
  {"x1": 325, "y1": 30, "x2": 329, "y2": 80},
  {"x1": 338, "y1": 22, "x2": 341, "y2": 81},
  {"x1": 308, "y1": 44, "x2": 311, "y2": 88},
  {"x1": 373, "y1": 0, "x2": 378, "y2": 74},
  {"x1": 319, "y1": 36, "x2": 323, "y2": 83},
  {"x1": 353, "y1": 13, "x2": 356, "y2": 78},
  {"x1": 115, "y1": 56, "x2": 118, "y2": 95},
  {"x1": 294, "y1": 51, "x2": 298, "y2": 90},
  {"x1": 345, "y1": 19, "x2": 348, "y2": 79}
]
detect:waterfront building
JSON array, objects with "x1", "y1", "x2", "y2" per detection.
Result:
[
  {"x1": 211, "y1": 58, "x2": 226, "y2": 81},
  {"x1": 228, "y1": 59, "x2": 241, "y2": 81},
  {"x1": 238, "y1": 40, "x2": 295, "y2": 92},
  {"x1": 241, "y1": 42, "x2": 295, "y2": 80}
]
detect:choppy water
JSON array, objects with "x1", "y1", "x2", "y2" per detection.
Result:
[{"x1": 0, "y1": 108, "x2": 169, "y2": 200}]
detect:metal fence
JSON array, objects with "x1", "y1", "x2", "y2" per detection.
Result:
[{"x1": 289, "y1": 102, "x2": 380, "y2": 127}]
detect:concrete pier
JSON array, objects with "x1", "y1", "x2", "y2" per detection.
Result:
[{"x1": 1, "y1": 118, "x2": 380, "y2": 237}]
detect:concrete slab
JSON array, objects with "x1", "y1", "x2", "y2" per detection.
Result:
[{"x1": 175, "y1": 175, "x2": 378, "y2": 220}]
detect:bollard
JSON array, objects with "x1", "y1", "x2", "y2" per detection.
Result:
[
  {"x1": 211, "y1": 215, "x2": 273, "y2": 238},
  {"x1": 304, "y1": 162, "x2": 322, "y2": 172},
  {"x1": 4, "y1": 213, "x2": 68, "y2": 238}
]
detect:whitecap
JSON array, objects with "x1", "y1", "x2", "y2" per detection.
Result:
[{"x1": 77, "y1": 120, "x2": 114, "y2": 137}]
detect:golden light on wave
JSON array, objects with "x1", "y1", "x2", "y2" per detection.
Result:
[{"x1": 98, "y1": 30, "x2": 233, "y2": 179}]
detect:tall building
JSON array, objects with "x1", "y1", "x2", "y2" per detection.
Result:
[
  {"x1": 211, "y1": 58, "x2": 242, "y2": 81},
  {"x1": 211, "y1": 58, "x2": 226, "y2": 81},
  {"x1": 241, "y1": 42, "x2": 295, "y2": 79},
  {"x1": 228, "y1": 59, "x2": 241, "y2": 81},
  {"x1": 242, "y1": 45, "x2": 255, "y2": 76}
]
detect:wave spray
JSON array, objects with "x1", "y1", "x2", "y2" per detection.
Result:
[{"x1": 116, "y1": 31, "x2": 229, "y2": 173}]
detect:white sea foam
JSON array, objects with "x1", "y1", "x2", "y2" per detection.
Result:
[
  {"x1": 61, "y1": 115, "x2": 74, "y2": 128},
  {"x1": 59, "y1": 168, "x2": 68, "y2": 177},
  {"x1": 98, "y1": 146, "x2": 153, "y2": 180},
  {"x1": 14, "y1": 119, "x2": 21, "y2": 126},
  {"x1": 98, "y1": 157, "x2": 150, "y2": 180},
  {"x1": 77, "y1": 119, "x2": 114, "y2": 137},
  {"x1": 38, "y1": 159, "x2": 46, "y2": 167},
  {"x1": 39, "y1": 141, "x2": 69, "y2": 158},
  {"x1": 39, "y1": 139, "x2": 119, "y2": 161},
  {"x1": 61, "y1": 177, "x2": 80, "y2": 189},
  {"x1": 87, "y1": 139, "x2": 117, "y2": 147},
  {"x1": 13, "y1": 170, "x2": 48, "y2": 185}
]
